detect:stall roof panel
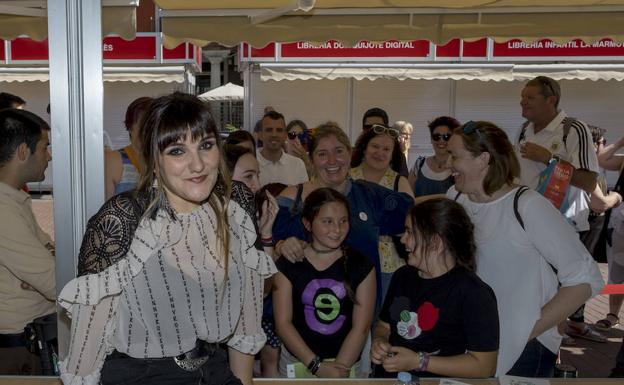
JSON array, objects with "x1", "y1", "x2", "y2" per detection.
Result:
[
  {"x1": 259, "y1": 63, "x2": 624, "y2": 82},
  {"x1": 0, "y1": 65, "x2": 190, "y2": 83},
  {"x1": 0, "y1": 1, "x2": 137, "y2": 41},
  {"x1": 155, "y1": 0, "x2": 624, "y2": 48}
]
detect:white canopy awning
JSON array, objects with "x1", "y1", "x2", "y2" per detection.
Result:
[
  {"x1": 198, "y1": 82, "x2": 244, "y2": 101},
  {"x1": 0, "y1": 0, "x2": 137, "y2": 40},
  {"x1": 259, "y1": 63, "x2": 624, "y2": 82},
  {"x1": 0, "y1": 65, "x2": 191, "y2": 83},
  {"x1": 155, "y1": 0, "x2": 624, "y2": 48}
]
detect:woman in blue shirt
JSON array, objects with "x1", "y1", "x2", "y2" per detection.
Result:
[{"x1": 272, "y1": 122, "x2": 413, "y2": 312}]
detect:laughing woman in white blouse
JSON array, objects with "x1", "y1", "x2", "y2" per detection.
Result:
[
  {"x1": 58, "y1": 93, "x2": 276, "y2": 385},
  {"x1": 446, "y1": 120, "x2": 603, "y2": 378}
]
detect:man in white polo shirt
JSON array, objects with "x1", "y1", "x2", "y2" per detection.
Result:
[
  {"x1": 516, "y1": 76, "x2": 601, "y2": 342},
  {"x1": 257, "y1": 110, "x2": 308, "y2": 187},
  {"x1": 516, "y1": 75, "x2": 598, "y2": 232}
]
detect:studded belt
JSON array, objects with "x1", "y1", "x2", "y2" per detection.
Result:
[
  {"x1": 110, "y1": 340, "x2": 220, "y2": 372},
  {"x1": 173, "y1": 340, "x2": 219, "y2": 372}
]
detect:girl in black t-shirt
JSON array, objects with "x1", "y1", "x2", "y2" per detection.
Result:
[
  {"x1": 273, "y1": 188, "x2": 376, "y2": 378},
  {"x1": 371, "y1": 198, "x2": 499, "y2": 378}
]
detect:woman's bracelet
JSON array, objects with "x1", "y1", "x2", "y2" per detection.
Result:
[
  {"x1": 307, "y1": 355, "x2": 322, "y2": 375},
  {"x1": 260, "y1": 235, "x2": 274, "y2": 247},
  {"x1": 417, "y1": 351, "x2": 430, "y2": 372}
]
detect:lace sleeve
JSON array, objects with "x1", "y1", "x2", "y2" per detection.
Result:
[{"x1": 77, "y1": 192, "x2": 145, "y2": 276}]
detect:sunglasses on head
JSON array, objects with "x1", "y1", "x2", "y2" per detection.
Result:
[
  {"x1": 536, "y1": 76, "x2": 557, "y2": 97},
  {"x1": 463, "y1": 120, "x2": 489, "y2": 150},
  {"x1": 463, "y1": 120, "x2": 480, "y2": 135},
  {"x1": 371, "y1": 124, "x2": 399, "y2": 138},
  {"x1": 431, "y1": 133, "x2": 452, "y2": 142}
]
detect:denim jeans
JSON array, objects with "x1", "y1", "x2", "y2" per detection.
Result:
[
  {"x1": 101, "y1": 346, "x2": 242, "y2": 385},
  {"x1": 507, "y1": 338, "x2": 557, "y2": 378}
]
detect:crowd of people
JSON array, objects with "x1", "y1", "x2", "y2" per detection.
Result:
[{"x1": 1, "y1": 75, "x2": 624, "y2": 384}]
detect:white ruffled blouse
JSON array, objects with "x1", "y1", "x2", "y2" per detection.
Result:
[{"x1": 57, "y1": 200, "x2": 276, "y2": 385}]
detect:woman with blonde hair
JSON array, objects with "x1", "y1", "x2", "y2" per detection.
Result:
[{"x1": 273, "y1": 122, "x2": 413, "y2": 313}]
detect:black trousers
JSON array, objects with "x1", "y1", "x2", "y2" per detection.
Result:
[{"x1": 101, "y1": 346, "x2": 243, "y2": 385}]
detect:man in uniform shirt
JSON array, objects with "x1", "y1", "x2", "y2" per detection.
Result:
[
  {"x1": 516, "y1": 76, "x2": 600, "y2": 342},
  {"x1": 0, "y1": 109, "x2": 55, "y2": 375}
]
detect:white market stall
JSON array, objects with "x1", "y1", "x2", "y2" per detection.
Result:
[
  {"x1": 238, "y1": 38, "x2": 624, "y2": 185},
  {"x1": 198, "y1": 82, "x2": 244, "y2": 129},
  {"x1": 154, "y1": 0, "x2": 624, "y2": 186},
  {"x1": 3, "y1": 0, "x2": 624, "y2": 360}
]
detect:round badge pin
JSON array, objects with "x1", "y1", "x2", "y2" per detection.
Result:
[{"x1": 359, "y1": 212, "x2": 368, "y2": 221}]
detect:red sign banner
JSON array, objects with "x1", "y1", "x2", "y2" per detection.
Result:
[
  {"x1": 244, "y1": 37, "x2": 624, "y2": 61},
  {"x1": 103, "y1": 36, "x2": 156, "y2": 60},
  {"x1": 0, "y1": 34, "x2": 197, "y2": 63},
  {"x1": 249, "y1": 43, "x2": 276, "y2": 58},
  {"x1": 162, "y1": 42, "x2": 186, "y2": 60},
  {"x1": 436, "y1": 39, "x2": 488, "y2": 58},
  {"x1": 11, "y1": 38, "x2": 48, "y2": 61},
  {"x1": 280, "y1": 40, "x2": 430, "y2": 58},
  {"x1": 493, "y1": 38, "x2": 624, "y2": 57}
]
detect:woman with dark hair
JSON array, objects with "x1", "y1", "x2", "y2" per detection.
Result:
[
  {"x1": 58, "y1": 92, "x2": 276, "y2": 385},
  {"x1": 446, "y1": 120, "x2": 603, "y2": 377},
  {"x1": 371, "y1": 198, "x2": 499, "y2": 378},
  {"x1": 408, "y1": 116, "x2": 460, "y2": 198},
  {"x1": 350, "y1": 125, "x2": 414, "y2": 297},
  {"x1": 104, "y1": 96, "x2": 153, "y2": 198},
  {"x1": 351, "y1": 125, "x2": 411, "y2": 182},
  {"x1": 224, "y1": 143, "x2": 282, "y2": 378},
  {"x1": 225, "y1": 130, "x2": 256, "y2": 154},
  {"x1": 224, "y1": 144, "x2": 261, "y2": 194},
  {"x1": 273, "y1": 188, "x2": 375, "y2": 378},
  {"x1": 285, "y1": 119, "x2": 313, "y2": 177}
]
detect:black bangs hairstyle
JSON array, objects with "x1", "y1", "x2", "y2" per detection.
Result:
[
  {"x1": 137, "y1": 92, "x2": 231, "y2": 262},
  {"x1": 407, "y1": 198, "x2": 477, "y2": 273},
  {"x1": 152, "y1": 98, "x2": 217, "y2": 154}
]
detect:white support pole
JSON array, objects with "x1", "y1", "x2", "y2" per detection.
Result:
[
  {"x1": 242, "y1": 63, "x2": 252, "y2": 131},
  {"x1": 48, "y1": 0, "x2": 104, "y2": 357}
]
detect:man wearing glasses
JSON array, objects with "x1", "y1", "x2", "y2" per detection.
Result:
[{"x1": 517, "y1": 75, "x2": 601, "y2": 342}]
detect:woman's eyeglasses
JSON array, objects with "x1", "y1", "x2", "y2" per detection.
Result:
[
  {"x1": 287, "y1": 131, "x2": 299, "y2": 140},
  {"x1": 431, "y1": 133, "x2": 452, "y2": 142},
  {"x1": 371, "y1": 124, "x2": 399, "y2": 138}
]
